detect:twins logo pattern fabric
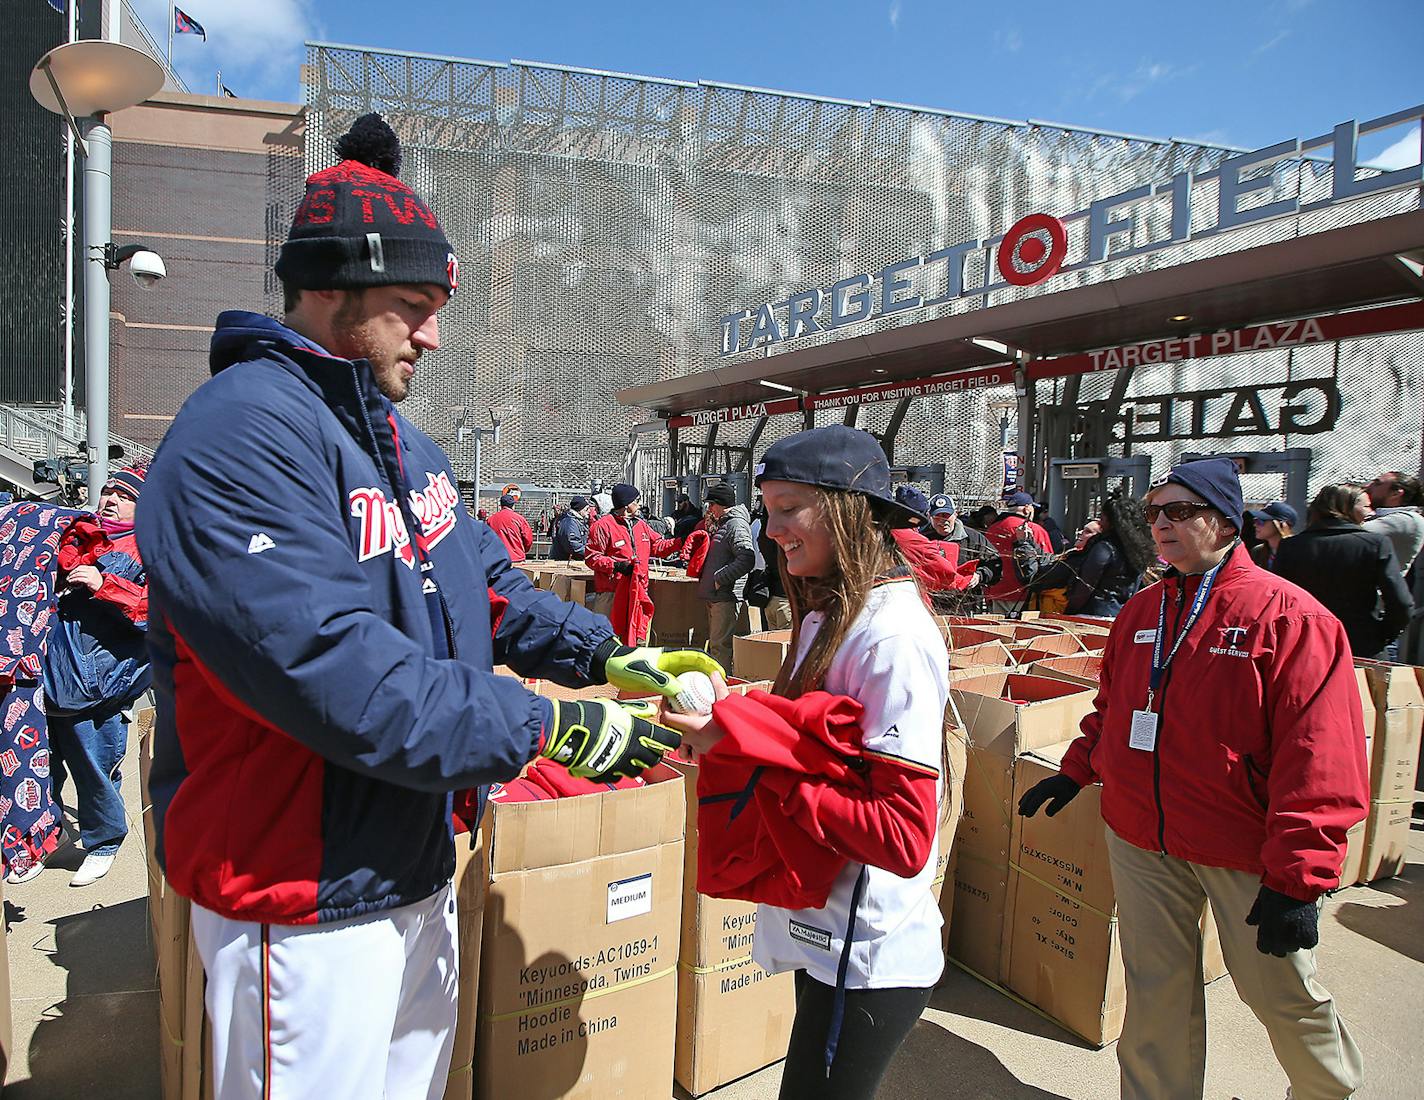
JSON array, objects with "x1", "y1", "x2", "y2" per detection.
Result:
[{"x1": 0, "y1": 503, "x2": 85, "y2": 876}]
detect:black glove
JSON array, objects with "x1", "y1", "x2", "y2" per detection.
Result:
[
  {"x1": 1244, "y1": 885, "x2": 1318, "y2": 956},
  {"x1": 1017, "y1": 774, "x2": 1082, "y2": 818},
  {"x1": 541, "y1": 698, "x2": 680, "y2": 780},
  {"x1": 613, "y1": 559, "x2": 635, "y2": 576}
]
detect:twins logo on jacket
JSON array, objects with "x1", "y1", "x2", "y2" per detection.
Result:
[{"x1": 348, "y1": 470, "x2": 462, "y2": 568}]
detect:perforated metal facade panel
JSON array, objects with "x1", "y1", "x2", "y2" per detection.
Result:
[{"x1": 304, "y1": 45, "x2": 1422, "y2": 499}]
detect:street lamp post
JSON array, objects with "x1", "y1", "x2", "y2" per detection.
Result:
[
  {"x1": 81, "y1": 117, "x2": 113, "y2": 504},
  {"x1": 30, "y1": 41, "x2": 164, "y2": 502},
  {"x1": 454, "y1": 407, "x2": 504, "y2": 514}
]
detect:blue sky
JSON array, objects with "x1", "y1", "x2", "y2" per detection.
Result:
[{"x1": 137, "y1": 0, "x2": 1421, "y2": 161}]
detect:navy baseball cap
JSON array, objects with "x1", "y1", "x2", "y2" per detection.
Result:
[
  {"x1": 929, "y1": 493, "x2": 957, "y2": 516},
  {"x1": 1003, "y1": 491, "x2": 1034, "y2": 507},
  {"x1": 755, "y1": 425, "x2": 921, "y2": 527},
  {"x1": 1149, "y1": 458, "x2": 1244, "y2": 531},
  {"x1": 1247, "y1": 501, "x2": 1299, "y2": 528},
  {"x1": 894, "y1": 485, "x2": 930, "y2": 518}
]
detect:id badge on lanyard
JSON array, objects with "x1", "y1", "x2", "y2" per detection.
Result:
[{"x1": 1132, "y1": 553, "x2": 1228, "y2": 752}]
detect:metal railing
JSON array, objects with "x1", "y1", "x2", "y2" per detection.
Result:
[{"x1": 0, "y1": 402, "x2": 155, "y2": 467}]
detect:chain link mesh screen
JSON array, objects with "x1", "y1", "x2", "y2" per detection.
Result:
[{"x1": 304, "y1": 46, "x2": 1421, "y2": 500}]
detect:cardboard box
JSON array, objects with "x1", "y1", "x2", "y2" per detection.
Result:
[
  {"x1": 949, "y1": 639, "x2": 1015, "y2": 670},
  {"x1": 948, "y1": 849, "x2": 1010, "y2": 983},
  {"x1": 1360, "y1": 704, "x2": 1418, "y2": 883},
  {"x1": 1015, "y1": 633, "x2": 1107, "y2": 661},
  {"x1": 668, "y1": 763, "x2": 794, "y2": 1096},
  {"x1": 1036, "y1": 614, "x2": 1113, "y2": 635},
  {"x1": 476, "y1": 765, "x2": 685, "y2": 1100},
  {"x1": 1356, "y1": 659, "x2": 1424, "y2": 711},
  {"x1": 444, "y1": 830, "x2": 488, "y2": 1100},
  {"x1": 938, "y1": 846, "x2": 960, "y2": 956},
  {"x1": 1026, "y1": 655, "x2": 1103, "y2": 689},
  {"x1": 650, "y1": 576, "x2": 707, "y2": 646},
  {"x1": 1339, "y1": 819, "x2": 1368, "y2": 888},
  {"x1": 945, "y1": 674, "x2": 1094, "y2": 983},
  {"x1": 1361, "y1": 798, "x2": 1414, "y2": 882},
  {"x1": 948, "y1": 673, "x2": 1096, "y2": 764},
  {"x1": 732, "y1": 631, "x2": 793, "y2": 684}
]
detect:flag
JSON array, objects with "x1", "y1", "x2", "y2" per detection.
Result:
[
  {"x1": 174, "y1": 7, "x2": 207, "y2": 40},
  {"x1": 221, "y1": 86, "x2": 237, "y2": 98}
]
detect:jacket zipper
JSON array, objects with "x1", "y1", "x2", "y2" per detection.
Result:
[
  {"x1": 348, "y1": 365, "x2": 459, "y2": 658},
  {"x1": 1153, "y1": 579, "x2": 1187, "y2": 855}
]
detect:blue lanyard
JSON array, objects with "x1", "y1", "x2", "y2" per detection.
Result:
[{"x1": 1147, "y1": 549, "x2": 1232, "y2": 709}]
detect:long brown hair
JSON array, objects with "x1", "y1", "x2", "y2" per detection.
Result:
[
  {"x1": 1307, "y1": 483, "x2": 1367, "y2": 527},
  {"x1": 770, "y1": 488, "x2": 911, "y2": 698}
]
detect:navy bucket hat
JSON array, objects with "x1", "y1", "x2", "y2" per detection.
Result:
[{"x1": 754, "y1": 425, "x2": 922, "y2": 527}]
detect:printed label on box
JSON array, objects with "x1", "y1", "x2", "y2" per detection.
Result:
[{"x1": 607, "y1": 873, "x2": 653, "y2": 923}]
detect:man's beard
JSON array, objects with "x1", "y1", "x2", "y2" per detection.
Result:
[{"x1": 335, "y1": 293, "x2": 416, "y2": 402}]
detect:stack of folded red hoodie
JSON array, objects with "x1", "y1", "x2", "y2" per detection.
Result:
[{"x1": 695, "y1": 689, "x2": 939, "y2": 908}]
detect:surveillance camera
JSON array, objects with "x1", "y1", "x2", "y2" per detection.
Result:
[{"x1": 129, "y1": 249, "x2": 166, "y2": 289}]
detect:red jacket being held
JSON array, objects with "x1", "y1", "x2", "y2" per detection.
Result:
[
  {"x1": 1060, "y1": 544, "x2": 1369, "y2": 901},
  {"x1": 892, "y1": 527, "x2": 978, "y2": 593},
  {"x1": 486, "y1": 506, "x2": 533, "y2": 563},
  {"x1": 695, "y1": 689, "x2": 938, "y2": 909}
]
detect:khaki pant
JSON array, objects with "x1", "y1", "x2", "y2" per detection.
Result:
[
  {"x1": 705, "y1": 600, "x2": 742, "y2": 677},
  {"x1": 1106, "y1": 829, "x2": 1362, "y2": 1100},
  {"x1": 763, "y1": 596, "x2": 793, "y2": 630},
  {"x1": 586, "y1": 590, "x2": 650, "y2": 643}
]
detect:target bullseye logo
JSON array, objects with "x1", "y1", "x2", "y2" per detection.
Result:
[{"x1": 997, "y1": 212, "x2": 1068, "y2": 286}]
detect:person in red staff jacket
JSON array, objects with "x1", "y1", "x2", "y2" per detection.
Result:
[
  {"x1": 984, "y1": 491, "x2": 1053, "y2": 613},
  {"x1": 1019, "y1": 458, "x2": 1368, "y2": 1100},
  {"x1": 584, "y1": 483, "x2": 682, "y2": 644},
  {"x1": 486, "y1": 492, "x2": 533, "y2": 562},
  {"x1": 136, "y1": 114, "x2": 709, "y2": 1100},
  {"x1": 665, "y1": 425, "x2": 950, "y2": 1100}
]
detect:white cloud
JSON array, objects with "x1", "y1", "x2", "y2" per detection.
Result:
[
  {"x1": 132, "y1": 0, "x2": 313, "y2": 103},
  {"x1": 995, "y1": 28, "x2": 1023, "y2": 53},
  {"x1": 1252, "y1": 29, "x2": 1291, "y2": 56},
  {"x1": 1370, "y1": 127, "x2": 1421, "y2": 171},
  {"x1": 1114, "y1": 60, "x2": 1189, "y2": 103},
  {"x1": 889, "y1": 0, "x2": 902, "y2": 30}
]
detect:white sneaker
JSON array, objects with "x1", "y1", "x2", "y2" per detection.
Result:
[
  {"x1": 4, "y1": 859, "x2": 44, "y2": 886},
  {"x1": 70, "y1": 851, "x2": 116, "y2": 887}
]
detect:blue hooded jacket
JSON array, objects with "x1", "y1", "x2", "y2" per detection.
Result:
[{"x1": 138, "y1": 312, "x2": 615, "y2": 924}]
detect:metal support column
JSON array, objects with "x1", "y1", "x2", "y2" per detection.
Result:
[
  {"x1": 81, "y1": 115, "x2": 112, "y2": 504},
  {"x1": 880, "y1": 398, "x2": 913, "y2": 464}
]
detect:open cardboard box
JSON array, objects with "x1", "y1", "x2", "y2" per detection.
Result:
[
  {"x1": 475, "y1": 764, "x2": 685, "y2": 1100},
  {"x1": 944, "y1": 673, "x2": 1095, "y2": 983}
]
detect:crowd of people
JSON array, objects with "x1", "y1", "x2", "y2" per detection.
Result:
[{"x1": 0, "y1": 110, "x2": 1417, "y2": 1100}]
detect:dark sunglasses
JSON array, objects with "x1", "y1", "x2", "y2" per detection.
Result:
[{"x1": 1144, "y1": 501, "x2": 1214, "y2": 523}]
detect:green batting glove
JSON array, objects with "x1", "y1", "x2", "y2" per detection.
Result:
[
  {"x1": 592, "y1": 638, "x2": 726, "y2": 701},
  {"x1": 541, "y1": 698, "x2": 681, "y2": 780}
]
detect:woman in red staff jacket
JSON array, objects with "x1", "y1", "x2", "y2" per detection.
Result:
[
  {"x1": 664, "y1": 425, "x2": 950, "y2": 1100},
  {"x1": 1018, "y1": 458, "x2": 1368, "y2": 1100}
]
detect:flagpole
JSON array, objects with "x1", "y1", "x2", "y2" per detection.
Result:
[{"x1": 168, "y1": 1, "x2": 174, "y2": 69}]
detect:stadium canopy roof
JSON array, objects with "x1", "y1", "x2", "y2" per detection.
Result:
[{"x1": 617, "y1": 207, "x2": 1424, "y2": 419}]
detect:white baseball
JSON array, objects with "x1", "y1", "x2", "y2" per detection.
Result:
[{"x1": 667, "y1": 670, "x2": 716, "y2": 715}]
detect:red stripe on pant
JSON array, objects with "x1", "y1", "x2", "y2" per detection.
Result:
[{"x1": 261, "y1": 924, "x2": 273, "y2": 1099}]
